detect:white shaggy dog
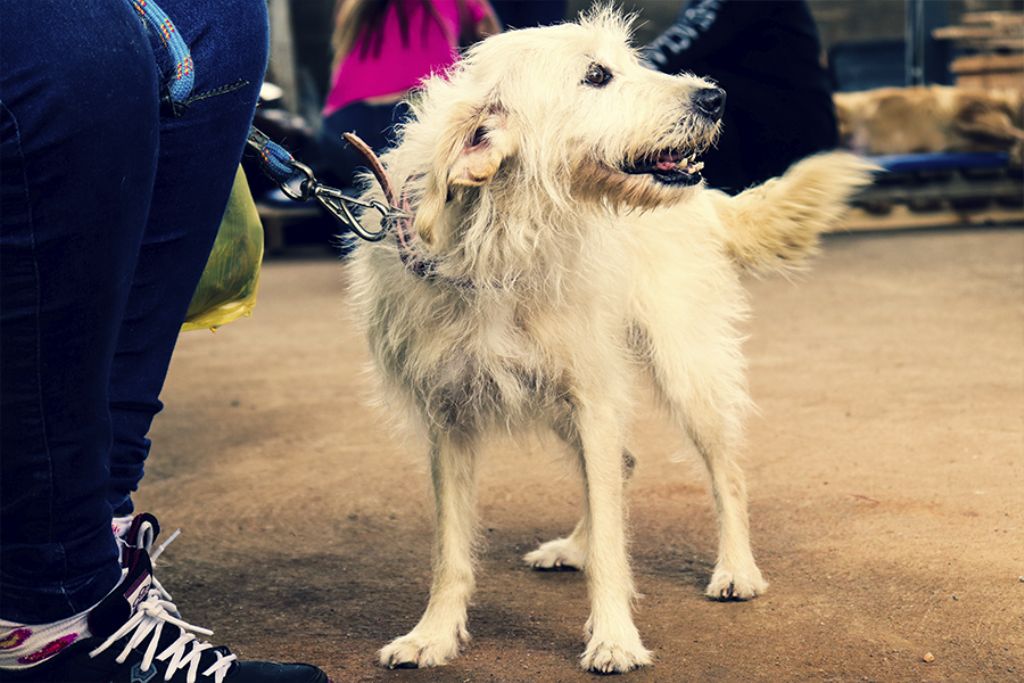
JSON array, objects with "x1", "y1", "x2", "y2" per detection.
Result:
[{"x1": 347, "y1": 8, "x2": 874, "y2": 674}]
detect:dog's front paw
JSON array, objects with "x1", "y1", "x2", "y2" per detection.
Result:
[
  {"x1": 580, "y1": 636, "x2": 652, "y2": 674},
  {"x1": 523, "y1": 536, "x2": 586, "y2": 571},
  {"x1": 378, "y1": 628, "x2": 464, "y2": 669},
  {"x1": 705, "y1": 562, "x2": 768, "y2": 601}
]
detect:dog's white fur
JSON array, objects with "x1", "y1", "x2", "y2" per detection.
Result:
[{"x1": 347, "y1": 9, "x2": 875, "y2": 674}]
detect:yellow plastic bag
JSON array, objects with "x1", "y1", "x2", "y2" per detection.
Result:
[{"x1": 182, "y1": 166, "x2": 264, "y2": 332}]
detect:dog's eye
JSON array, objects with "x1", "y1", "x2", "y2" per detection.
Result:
[{"x1": 583, "y1": 63, "x2": 612, "y2": 87}]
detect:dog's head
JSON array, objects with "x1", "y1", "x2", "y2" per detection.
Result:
[{"x1": 390, "y1": 8, "x2": 724, "y2": 247}]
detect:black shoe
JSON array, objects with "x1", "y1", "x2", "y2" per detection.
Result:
[{"x1": 3, "y1": 522, "x2": 329, "y2": 683}]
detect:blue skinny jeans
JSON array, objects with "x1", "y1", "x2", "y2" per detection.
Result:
[{"x1": 0, "y1": 0, "x2": 268, "y2": 622}]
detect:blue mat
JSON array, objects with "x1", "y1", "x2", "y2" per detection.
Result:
[{"x1": 869, "y1": 151, "x2": 1011, "y2": 174}]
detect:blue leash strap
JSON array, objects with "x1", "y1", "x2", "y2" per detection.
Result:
[
  {"x1": 246, "y1": 127, "x2": 307, "y2": 195},
  {"x1": 129, "y1": 0, "x2": 195, "y2": 104}
]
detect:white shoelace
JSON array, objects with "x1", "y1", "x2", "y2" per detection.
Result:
[
  {"x1": 88, "y1": 588, "x2": 237, "y2": 683},
  {"x1": 146, "y1": 526, "x2": 181, "y2": 604}
]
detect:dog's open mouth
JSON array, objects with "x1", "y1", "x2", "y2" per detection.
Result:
[{"x1": 623, "y1": 149, "x2": 705, "y2": 186}]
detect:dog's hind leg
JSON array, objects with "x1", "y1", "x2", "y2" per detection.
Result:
[
  {"x1": 523, "y1": 448, "x2": 636, "y2": 571},
  {"x1": 638, "y1": 316, "x2": 768, "y2": 601},
  {"x1": 379, "y1": 433, "x2": 478, "y2": 669},
  {"x1": 524, "y1": 516, "x2": 588, "y2": 571}
]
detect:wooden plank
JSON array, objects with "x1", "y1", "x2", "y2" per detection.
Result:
[
  {"x1": 960, "y1": 11, "x2": 1024, "y2": 26},
  {"x1": 951, "y1": 53, "x2": 1024, "y2": 74},
  {"x1": 933, "y1": 25, "x2": 1023, "y2": 40},
  {"x1": 956, "y1": 72, "x2": 1024, "y2": 89},
  {"x1": 838, "y1": 206, "x2": 1024, "y2": 232}
]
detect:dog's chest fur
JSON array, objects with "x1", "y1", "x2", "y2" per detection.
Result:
[{"x1": 355, "y1": 248, "x2": 628, "y2": 435}]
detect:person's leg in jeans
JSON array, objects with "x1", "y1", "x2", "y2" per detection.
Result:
[
  {"x1": 2, "y1": 1, "x2": 327, "y2": 679},
  {"x1": 105, "y1": 0, "x2": 269, "y2": 518},
  {"x1": 0, "y1": 0, "x2": 160, "y2": 626}
]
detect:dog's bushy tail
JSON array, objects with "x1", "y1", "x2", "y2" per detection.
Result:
[{"x1": 710, "y1": 152, "x2": 878, "y2": 276}]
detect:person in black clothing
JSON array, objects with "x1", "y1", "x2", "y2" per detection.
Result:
[
  {"x1": 644, "y1": 0, "x2": 838, "y2": 194},
  {"x1": 491, "y1": 0, "x2": 566, "y2": 29}
]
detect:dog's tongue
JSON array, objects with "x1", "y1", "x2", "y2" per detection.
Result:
[{"x1": 656, "y1": 151, "x2": 680, "y2": 171}]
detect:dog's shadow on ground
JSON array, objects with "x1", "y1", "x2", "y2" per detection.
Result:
[
  {"x1": 165, "y1": 524, "x2": 719, "y2": 680},
  {"x1": 633, "y1": 545, "x2": 714, "y2": 588}
]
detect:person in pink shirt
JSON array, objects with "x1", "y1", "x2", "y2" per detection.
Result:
[{"x1": 320, "y1": 0, "x2": 500, "y2": 187}]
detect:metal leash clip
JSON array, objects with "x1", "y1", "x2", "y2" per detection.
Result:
[
  {"x1": 313, "y1": 185, "x2": 400, "y2": 242},
  {"x1": 246, "y1": 127, "x2": 408, "y2": 242}
]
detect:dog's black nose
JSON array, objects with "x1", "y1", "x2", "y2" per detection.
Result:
[{"x1": 693, "y1": 87, "x2": 726, "y2": 121}]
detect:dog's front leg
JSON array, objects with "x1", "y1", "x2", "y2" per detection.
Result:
[
  {"x1": 574, "y1": 402, "x2": 652, "y2": 674},
  {"x1": 379, "y1": 433, "x2": 477, "y2": 668}
]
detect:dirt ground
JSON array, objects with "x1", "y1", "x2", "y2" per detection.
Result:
[{"x1": 139, "y1": 227, "x2": 1023, "y2": 682}]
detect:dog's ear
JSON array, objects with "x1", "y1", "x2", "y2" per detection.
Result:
[
  {"x1": 449, "y1": 108, "x2": 516, "y2": 187},
  {"x1": 415, "y1": 101, "x2": 516, "y2": 245}
]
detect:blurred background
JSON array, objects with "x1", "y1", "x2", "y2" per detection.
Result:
[{"x1": 247, "y1": 0, "x2": 1024, "y2": 251}]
